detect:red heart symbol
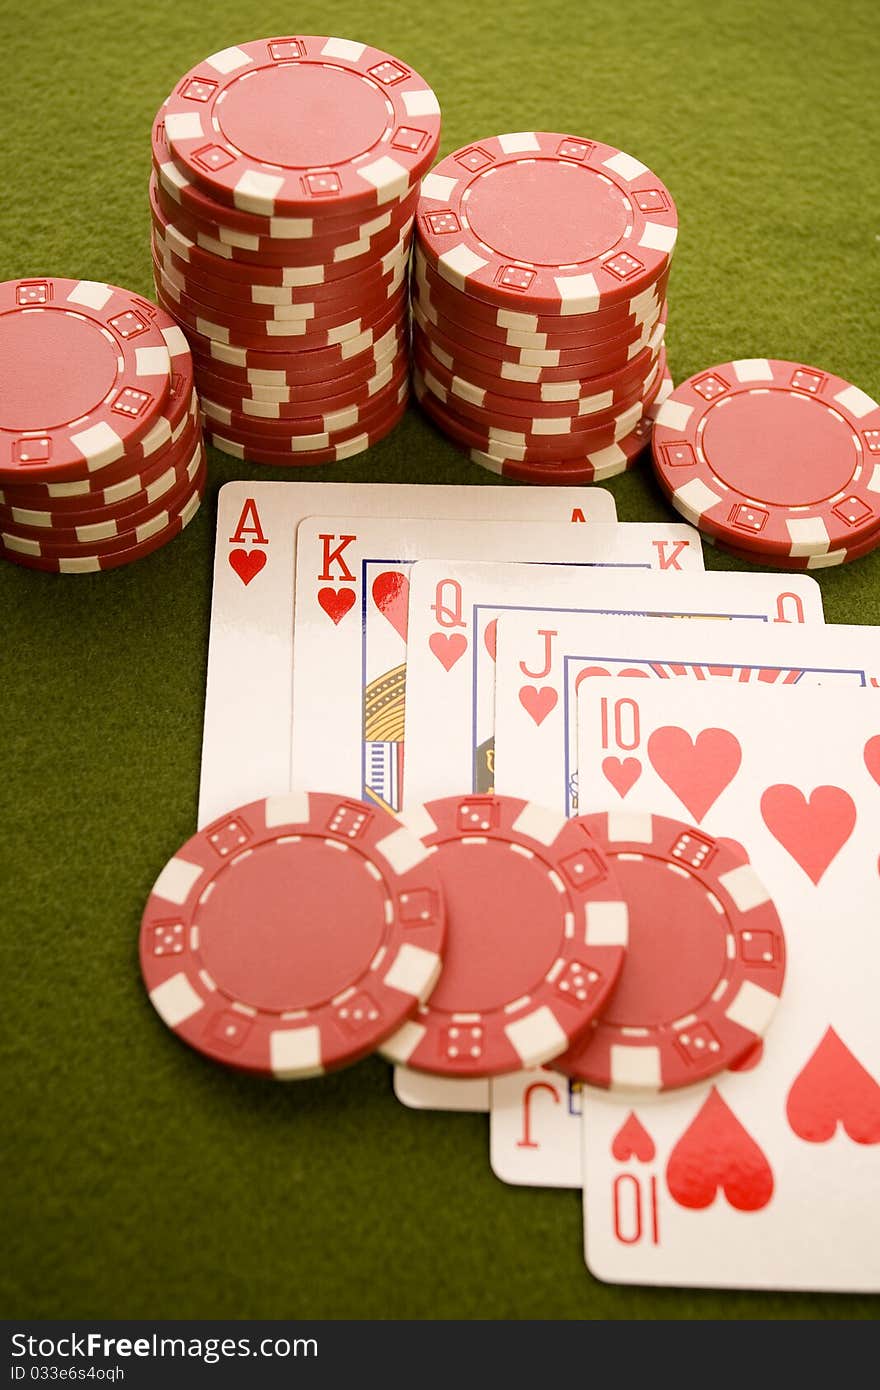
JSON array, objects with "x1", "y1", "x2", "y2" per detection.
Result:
[
  {"x1": 666, "y1": 1088, "x2": 774, "y2": 1212},
  {"x1": 575, "y1": 664, "x2": 651, "y2": 691},
  {"x1": 428, "y1": 632, "x2": 467, "y2": 671},
  {"x1": 647, "y1": 726, "x2": 742, "y2": 823},
  {"x1": 602, "y1": 756, "x2": 641, "y2": 798},
  {"x1": 864, "y1": 736, "x2": 880, "y2": 788},
  {"x1": 518, "y1": 685, "x2": 558, "y2": 727},
  {"x1": 786, "y1": 1027, "x2": 880, "y2": 1144},
  {"x1": 228, "y1": 547, "x2": 266, "y2": 586},
  {"x1": 611, "y1": 1112, "x2": 655, "y2": 1163},
  {"x1": 760, "y1": 784, "x2": 855, "y2": 885},
  {"x1": 483, "y1": 618, "x2": 497, "y2": 661},
  {"x1": 371, "y1": 570, "x2": 409, "y2": 641},
  {"x1": 318, "y1": 586, "x2": 356, "y2": 625}
]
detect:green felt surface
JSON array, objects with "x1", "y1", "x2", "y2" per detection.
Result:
[{"x1": 2, "y1": 0, "x2": 879, "y2": 1322}]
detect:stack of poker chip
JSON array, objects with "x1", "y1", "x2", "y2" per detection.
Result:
[
  {"x1": 652, "y1": 358, "x2": 880, "y2": 569},
  {"x1": 149, "y1": 36, "x2": 442, "y2": 467},
  {"x1": 0, "y1": 277, "x2": 204, "y2": 575},
  {"x1": 140, "y1": 793, "x2": 786, "y2": 1087},
  {"x1": 411, "y1": 133, "x2": 678, "y2": 484}
]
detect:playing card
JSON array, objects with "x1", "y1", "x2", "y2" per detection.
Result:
[
  {"x1": 290, "y1": 518, "x2": 700, "y2": 810},
  {"x1": 577, "y1": 675, "x2": 880, "y2": 1292},
  {"x1": 490, "y1": 611, "x2": 880, "y2": 1191},
  {"x1": 404, "y1": 565, "x2": 823, "y2": 809},
  {"x1": 199, "y1": 480, "x2": 615, "y2": 827}
]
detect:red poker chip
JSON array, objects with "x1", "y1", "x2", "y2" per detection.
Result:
[
  {"x1": 418, "y1": 348, "x2": 666, "y2": 440},
  {"x1": 413, "y1": 326, "x2": 663, "y2": 410},
  {"x1": 439, "y1": 372, "x2": 672, "y2": 485},
  {"x1": 414, "y1": 360, "x2": 665, "y2": 465},
  {"x1": 140, "y1": 792, "x2": 446, "y2": 1077},
  {"x1": 381, "y1": 795, "x2": 628, "y2": 1078},
  {"x1": 188, "y1": 320, "x2": 406, "y2": 384},
  {"x1": 1, "y1": 447, "x2": 206, "y2": 559},
  {"x1": 149, "y1": 180, "x2": 412, "y2": 291},
  {"x1": 413, "y1": 247, "x2": 670, "y2": 338},
  {"x1": 413, "y1": 300, "x2": 665, "y2": 380},
  {"x1": 152, "y1": 116, "x2": 421, "y2": 238},
  {"x1": 0, "y1": 277, "x2": 177, "y2": 484},
  {"x1": 207, "y1": 392, "x2": 407, "y2": 466},
  {"x1": 417, "y1": 132, "x2": 676, "y2": 314},
  {"x1": 195, "y1": 351, "x2": 407, "y2": 418},
  {"x1": 191, "y1": 342, "x2": 406, "y2": 407},
  {"x1": 0, "y1": 421, "x2": 202, "y2": 536},
  {"x1": 709, "y1": 524, "x2": 880, "y2": 571},
  {"x1": 652, "y1": 358, "x2": 880, "y2": 558},
  {"x1": 201, "y1": 364, "x2": 409, "y2": 438},
  {"x1": 161, "y1": 38, "x2": 441, "y2": 218},
  {"x1": 155, "y1": 263, "x2": 407, "y2": 347},
  {"x1": 153, "y1": 233, "x2": 406, "y2": 320},
  {"x1": 152, "y1": 171, "x2": 418, "y2": 268},
  {"x1": 0, "y1": 461, "x2": 205, "y2": 573},
  {"x1": 411, "y1": 278, "x2": 667, "y2": 356},
  {"x1": 0, "y1": 392, "x2": 199, "y2": 508},
  {"x1": 554, "y1": 812, "x2": 786, "y2": 1093}
]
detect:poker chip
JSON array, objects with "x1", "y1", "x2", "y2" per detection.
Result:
[
  {"x1": 381, "y1": 795, "x2": 628, "y2": 1078},
  {"x1": 139, "y1": 792, "x2": 447, "y2": 1078},
  {"x1": 651, "y1": 359, "x2": 880, "y2": 562},
  {"x1": 417, "y1": 133, "x2": 676, "y2": 314},
  {"x1": 0, "y1": 452, "x2": 205, "y2": 573},
  {"x1": 0, "y1": 277, "x2": 206, "y2": 572},
  {"x1": 205, "y1": 388, "x2": 408, "y2": 466},
  {"x1": 159, "y1": 38, "x2": 440, "y2": 217},
  {"x1": 554, "y1": 812, "x2": 786, "y2": 1093},
  {"x1": 150, "y1": 43, "x2": 429, "y2": 466}
]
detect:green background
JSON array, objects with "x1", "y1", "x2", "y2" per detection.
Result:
[{"x1": 2, "y1": 0, "x2": 879, "y2": 1321}]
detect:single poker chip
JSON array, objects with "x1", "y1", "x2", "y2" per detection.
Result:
[
  {"x1": 161, "y1": 37, "x2": 441, "y2": 217},
  {"x1": 152, "y1": 123, "x2": 421, "y2": 240},
  {"x1": 207, "y1": 391, "x2": 407, "y2": 465},
  {"x1": 155, "y1": 262, "x2": 407, "y2": 344},
  {"x1": 195, "y1": 351, "x2": 407, "y2": 417},
  {"x1": 153, "y1": 171, "x2": 418, "y2": 269},
  {"x1": 153, "y1": 232, "x2": 406, "y2": 318},
  {"x1": 200, "y1": 363, "x2": 408, "y2": 434},
  {"x1": 413, "y1": 246, "x2": 670, "y2": 339},
  {"x1": 413, "y1": 326, "x2": 663, "y2": 409},
  {"x1": 417, "y1": 132, "x2": 676, "y2": 313},
  {"x1": 149, "y1": 179, "x2": 413, "y2": 289},
  {"x1": 411, "y1": 278, "x2": 666, "y2": 356},
  {"x1": 381, "y1": 795, "x2": 628, "y2": 1078},
  {"x1": 0, "y1": 462, "x2": 204, "y2": 573},
  {"x1": 419, "y1": 349, "x2": 666, "y2": 439},
  {"x1": 456, "y1": 372, "x2": 673, "y2": 485},
  {"x1": 709, "y1": 524, "x2": 880, "y2": 571},
  {"x1": 0, "y1": 277, "x2": 177, "y2": 483},
  {"x1": 413, "y1": 309, "x2": 666, "y2": 388},
  {"x1": 651, "y1": 359, "x2": 880, "y2": 558},
  {"x1": 140, "y1": 791, "x2": 446, "y2": 1077},
  {"x1": 414, "y1": 360, "x2": 665, "y2": 464},
  {"x1": 0, "y1": 392, "x2": 199, "y2": 506},
  {"x1": 0, "y1": 423, "x2": 202, "y2": 535},
  {"x1": 555, "y1": 812, "x2": 786, "y2": 1092}
]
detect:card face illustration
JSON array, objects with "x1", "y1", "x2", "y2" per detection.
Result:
[
  {"x1": 576, "y1": 680, "x2": 880, "y2": 1292},
  {"x1": 290, "y1": 518, "x2": 701, "y2": 813},
  {"x1": 199, "y1": 479, "x2": 616, "y2": 828}
]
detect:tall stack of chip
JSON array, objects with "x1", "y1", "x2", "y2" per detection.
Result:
[
  {"x1": 651, "y1": 359, "x2": 880, "y2": 569},
  {"x1": 411, "y1": 133, "x2": 677, "y2": 484},
  {"x1": 0, "y1": 277, "x2": 204, "y2": 574},
  {"x1": 150, "y1": 36, "x2": 442, "y2": 466}
]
